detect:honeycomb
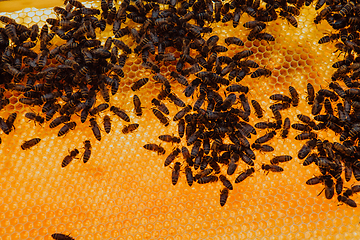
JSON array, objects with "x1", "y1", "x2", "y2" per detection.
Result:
[{"x1": 0, "y1": 0, "x2": 360, "y2": 240}]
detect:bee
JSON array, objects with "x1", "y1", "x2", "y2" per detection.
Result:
[
  {"x1": 25, "y1": 112, "x2": 45, "y2": 125},
  {"x1": 152, "y1": 108, "x2": 170, "y2": 126},
  {"x1": 251, "y1": 68, "x2": 272, "y2": 78},
  {"x1": 178, "y1": 119, "x2": 185, "y2": 138},
  {"x1": 151, "y1": 99, "x2": 169, "y2": 115},
  {"x1": 21, "y1": 138, "x2": 41, "y2": 150},
  {"x1": 288, "y1": 86, "x2": 299, "y2": 106},
  {"x1": 254, "y1": 121, "x2": 278, "y2": 129},
  {"x1": 172, "y1": 162, "x2": 181, "y2": 185},
  {"x1": 81, "y1": 140, "x2": 92, "y2": 164},
  {"x1": 164, "y1": 148, "x2": 181, "y2": 167},
  {"x1": 5, "y1": 24, "x2": 19, "y2": 44},
  {"x1": 90, "y1": 118, "x2": 101, "y2": 141},
  {"x1": 62, "y1": 148, "x2": 79, "y2": 168},
  {"x1": 49, "y1": 116, "x2": 71, "y2": 129},
  {"x1": 6, "y1": 113, "x2": 17, "y2": 132},
  {"x1": 89, "y1": 103, "x2": 110, "y2": 116},
  {"x1": 185, "y1": 166, "x2": 194, "y2": 187},
  {"x1": 255, "y1": 131, "x2": 276, "y2": 144},
  {"x1": 337, "y1": 195, "x2": 357, "y2": 208},
  {"x1": 58, "y1": 122, "x2": 76, "y2": 137},
  {"x1": 335, "y1": 178, "x2": 343, "y2": 195},
  {"x1": 343, "y1": 185, "x2": 360, "y2": 197},
  {"x1": 235, "y1": 168, "x2": 255, "y2": 183},
  {"x1": 122, "y1": 124, "x2": 139, "y2": 134},
  {"x1": 170, "y1": 71, "x2": 189, "y2": 86},
  {"x1": 159, "y1": 135, "x2": 181, "y2": 143},
  {"x1": 297, "y1": 114, "x2": 316, "y2": 128},
  {"x1": 132, "y1": 95, "x2": 142, "y2": 117},
  {"x1": 110, "y1": 106, "x2": 130, "y2": 122},
  {"x1": 220, "y1": 188, "x2": 229, "y2": 207},
  {"x1": 233, "y1": 50, "x2": 253, "y2": 60},
  {"x1": 197, "y1": 174, "x2": 218, "y2": 184},
  {"x1": 270, "y1": 94, "x2": 292, "y2": 103},
  {"x1": 131, "y1": 78, "x2": 149, "y2": 91},
  {"x1": 270, "y1": 155, "x2": 293, "y2": 165},
  {"x1": 251, "y1": 100, "x2": 264, "y2": 118},
  {"x1": 103, "y1": 115, "x2": 112, "y2": 134},
  {"x1": 251, "y1": 143, "x2": 274, "y2": 152},
  {"x1": 168, "y1": 93, "x2": 186, "y2": 108},
  {"x1": 281, "y1": 117, "x2": 290, "y2": 139},
  {"x1": 262, "y1": 164, "x2": 284, "y2": 174},
  {"x1": 224, "y1": 37, "x2": 244, "y2": 46},
  {"x1": 51, "y1": 233, "x2": 75, "y2": 240},
  {"x1": 143, "y1": 143, "x2": 165, "y2": 155},
  {"x1": 219, "y1": 175, "x2": 233, "y2": 190},
  {"x1": 280, "y1": 11, "x2": 298, "y2": 28}
]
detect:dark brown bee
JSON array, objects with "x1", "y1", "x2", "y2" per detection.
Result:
[
  {"x1": 144, "y1": 143, "x2": 165, "y2": 155},
  {"x1": 58, "y1": 122, "x2": 76, "y2": 137},
  {"x1": 251, "y1": 68, "x2": 271, "y2": 78},
  {"x1": 83, "y1": 140, "x2": 92, "y2": 164},
  {"x1": 233, "y1": 50, "x2": 253, "y2": 60},
  {"x1": 69, "y1": 0, "x2": 84, "y2": 8},
  {"x1": 288, "y1": 86, "x2": 299, "y2": 107},
  {"x1": 89, "y1": 103, "x2": 109, "y2": 116},
  {"x1": 131, "y1": 78, "x2": 149, "y2": 91},
  {"x1": 270, "y1": 94, "x2": 292, "y2": 103},
  {"x1": 262, "y1": 164, "x2": 284, "y2": 174},
  {"x1": 225, "y1": 37, "x2": 244, "y2": 46},
  {"x1": 343, "y1": 185, "x2": 360, "y2": 197},
  {"x1": 235, "y1": 168, "x2": 255, "y2": 183},
  {"x1": 251, "y1": 143, "x2": 274, "y2": 152},
  {"x1": 159, "y1": 135, "x2": 181, "y2": 143},
  {"x1": 270, "y1": 155, "x2": 293, "y2": 165},
  {"x1": 89, "y1": 118, "x2": 101, "y2": 141},
  {"x1": 164, "y1": 148, "x2": 181, "y2": 167},
  {"x1": 178, "y1": 119, "x2": 185, "y2": 138},
  {"x1": 24, "y1": 112, "x2": 45, "y2": 125},
  {"x1": 251, "y1": 100, "x2": 264, "y2": 118},
  {"x1": 281, "y1": 117, "x2": 290, "y2": 139},
  {"x1": 220, "y1": 188, "x2": 229, "y2": 207},
  {"x1": 254, "y1": 121, "x2": 278, "y2": 129},
  {"x1": 133, "y1": 95, "x2": 142, "y2": 117},
  {"x1": 170, "y1": 71, "x2": 189, "y2": 86},
  {"x1": 6, "y1": 113, "x2": 17, "y2": 132},
  {"x1": 280, "y1": 11, "x2": 297, "y2": 28},
  {"x1": 103, "y1": 115, "x2": 111, "y2": 134},
  {"x1": 295, "y1": 132, "x2": 317, "y2": 140},
  {"x1": 219, "y1": 175, "x2": 233, "y2": 190},
  {"x1": 255, "y1": 131, "x2": 276, "y2": 144},
  {"x1": 122, "y1": 123, "x2": 139, "y2": 134},
  {"x1": 151, "y1": 99, "x2": 169, "y2": 115},
  {"x1": 168, "y1": 93, "x2": 186, "y2": 108},
  {"x1": 62, "y1": 148, "x2": 79, "y2": 168},
  {"x1": 152, "y1": 108, "x2": 170, "y2": 126},
  {"x1": 51, "y1": 233, "x2": 75, "y2": 240},
  {"x1": 172, "y1": 162, "x2": 181, "y2": 185},
  {"x1": 297, "y1": 114, "x2": 316, "y2": 128},
  {"x1": 185, "y1": 166, "x2": 193, "y2": 187},
  {"x1": 49, "y1": 116, "x2": 71, "y2": 129},
  {"x1": 337, "y1": 195, "x2": 357, "y2": 208},
  {"x1": 110, "y1": 106, "x2": 130, "y2": 122},
  {"x1": 21, "y1": 138, "x2": 41, "y2": 150}
]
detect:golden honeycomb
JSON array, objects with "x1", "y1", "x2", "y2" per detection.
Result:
[{"x1": 0, "y1": 0, "x2": 360, "y2": 239}]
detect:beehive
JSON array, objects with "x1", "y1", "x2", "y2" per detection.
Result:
[{"x1": 0, "y1": 0, "x2": 360, "y2": 240}]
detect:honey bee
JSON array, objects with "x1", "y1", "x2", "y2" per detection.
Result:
[
  {"x1": 261, "y1": 164, "x2": 284, "y2": 174},
  {"x1": 270, "y1": 155, "x2": 293, "y2": 165},
  {"x1": 220, "y1": 188, "x2": 229, "y2": 207},
  {"x1": 255, "y1": 131, "x2": 276, "y2": 144},
  {"x1": 81, "y1": 140, "x2": 92, "y2": 164},
  {"x1": 251, "y1": 143, "x2": 274, "y2": 152},
  {"x1": 295, "y1": 132, "x2": 317, "y2": 140},
  {"x1": 122, "y1": 123, "x2": 139, "y2": 134},
  {"x1": 6, "y1": 113, "x2": 17, "y2": 132},
  {"x1": 143, "y1": 143, "x2": 165, "y2": 155},
  {"x1": 62, "y1": 148, "x2": 79, "y2": 168},
  {"x1": 251, "y1": 68, "x2": 272, "y2": 78},
  {"x1": 131, "y1": 78, "x2": 149, "y2": 91},
  {"x1": 25, "y1": 112, "x2": 45, "y2": 125},
  {"x1": 185, "y1": 166, "x2": 193, "y2": 187},
  {"x1": 337, "y1": 195, "x2": 357, "y2": 208},
  {"x1": 251, "y1": 100, "x2": 264, "y2": 118},
  {"x1": 235, "y1": 168, "x2": 255, "y2": 183},
  {"x1": 89, "y1": 118, "x2": 101, "y2": 141},
  {"x1": 152, "y1": 108, "x2": 170, "y2": 126},
  {"x1": 133, "y1": 95, "x2": 142, "y2": 117},
  {"x1": 279, "y1": 11, "x2": 298, "y2": 28},
  {"x1": 21, "y1": 138, "x2": 41, "y2": 150},
  {"x1": 233, "y1": 50, "x2": 253, "y2": 60},
  {"x1": 89, "y1": 103, "x2": 110, "y2": 116},
  {"x1": 49, "y1": 116, "x2": 71, "y2": 129},
  {"x1": 58, "y1": 122, "x2": 76, "y2": 137},
  {"x1": 164, "y1": 148, "x2": 181, "y2": 167},
  {"x1": 159, "y1": 135, "x2": 181, "y2": 143},
  {"x1": 343, "y1": 185, "x2": 360, "y2": 197},
  {"x1": 103, "y1": 115, "x2": 111, "y2": 134},
  {"x1": 172, "y1": 162, "x2": 181, "y2": 185},
  {"x1": 219, "y1": 175, "x2": 233, "y2": 190},
  {"x1": 281, "y1": 117, "x2": 290, "y2": 139},
  {"x1": 224, "y1": 37, "x2": 244, "y2": 46},
  {"x1": 51, "y1": 233, "x2": 75, "y2": 240},
  {"x1": 178, "y1": 119, "x2": 185, "y2": 138},
  {"x1": 110, "y1": 106, "x2": 130, "y2": 122},
  {"x1": 297, "y1": 114, "x2": 316, "y2": 128}
]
